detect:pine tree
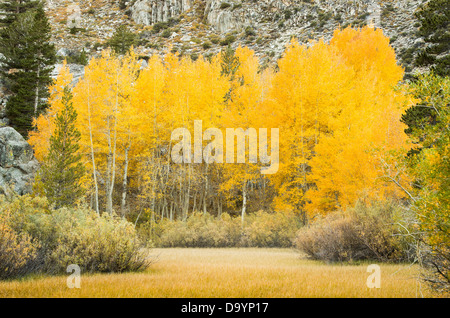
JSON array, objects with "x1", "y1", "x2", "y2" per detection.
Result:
[
  {"x1": 0, "y1": 0, "x2": 40, "y2": 27},
  {"x1": 220, "y1": 45, "x2": 241, "y2": 102},
  {"x1": 402, "y1": 0, "x2": 449, "y2": 157},
  {"x1": 39, "y1": 86, "x2": 85, "y2": 209},
  {"x1": 414, "y1": 0, "x2": 450, "y2": 77},
  {"x1": 0, "y1": 3, "x2": 56, "y2": 137},
  {"x1": 106, "y1": 25, "x2": 137, "y2": 55}
]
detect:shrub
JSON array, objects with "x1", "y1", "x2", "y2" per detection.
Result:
[
  {"x1": 152, "y1": 22, "x2": 168, "y2": 34},
  {"x1": 142, "y1": 211, "x2": 302, "y2": 248},
  {"x1": 245, "y1": 26, "x2": 256, "y2": 37},
  {"x1": 0, "y1": 195, "x2": 150, "y2": 275},
  {"x1": 220, "y1": 34, "x2": 236, "y2": 46},
  {"x1": 209, "y1": 34, "x2": 221, "y2": 44},
  {"x1": 202, "y1": 41, "x2": 212, "y2": 49},
  {"x1": 294, "y1": 214, "x2": 365, "y2": 262},
  {"x1": 294, "y1": 200, "x2": 415, "y2": 262},
  {"x1": 149, "y1": 213, "x2": 242, "y2": 248},
  {"x1": 43, "y1": 208, "x2": 150, "y2": 273},
  {"x1": 161, "y1": 29, "x2": 172, "y2": 38},
  {"x1": 220, "y1": 2, "x2": 231, "y2": 9},
  {"x1": 190, "y1": 53, "x2": 199, "y2": 61},
  {"x1": 244, "y1": 211, "x2": 301, "y2": 247},
  {"x1": 0, "y1": 213, "x2": 39, "y2": 280}
]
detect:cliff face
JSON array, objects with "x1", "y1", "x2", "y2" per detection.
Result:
[{"x1": 131, "y1": 0, "x2": 192, "y2": 25}]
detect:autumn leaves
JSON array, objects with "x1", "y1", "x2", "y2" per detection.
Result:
[{"x1": 29, "y1": 26, "x2": 413, "y2": 219}]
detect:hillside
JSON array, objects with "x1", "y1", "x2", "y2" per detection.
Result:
[{"x1": 44, "y1": 0, "x2": 425, "y2": 72}]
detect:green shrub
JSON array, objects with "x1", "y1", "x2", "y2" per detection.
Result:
[
  {"x1": 220, "y1": 2, "x2": 231, "y2": 9},
  {"x1": 190, "y1": 53, "x2": 199, "y2": 61},
  {"x1": 245, "y1": 26, "x2": 256, "y2": 37},
  {"x1": 65, "y1": 49, "x2": 89, "y2": 65},
  {"x1": 0, "y1": 195, "x2": 150, "y2": 275},
  {"x1": 202, "y1": 41, "x2": 212, "y2": 49},
  {"x1": 45, "y1": 208, "x2": 150, "y2": 273},
  {"x1": 220, "y1": 34, "x2": 236, "y2": 46},
  {"x1": 161, "y1": 28, "x2": 172, "y2": 38},
  {"x1": 152, "y1": 21, "x2": 169, "y2": 34},
  {"x1": 209, "y1": 34, "x2": 221, "y2": 44},
  {"x1": 294, "y1": 200, "x2": 416, "y2": 262}
]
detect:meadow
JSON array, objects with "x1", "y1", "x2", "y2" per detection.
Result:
[{"x1": 0, "y1": 248, "x2": 434, "y2": 298}]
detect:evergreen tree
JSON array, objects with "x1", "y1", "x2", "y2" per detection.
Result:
[
  {"x1": 414, "y1": 0, "x2": 450, "y2": 77},
  {"x1": 0, "y1": 0, "x2": 40, "y2": 27},
  {"x1": 402, "y1": 0, "x2": 449, "y2": 156},
  {"x1": 221, "y1": 45, "x2": 241, "y2": 102},
  {"x1": 39, "y1": 86, "x2": 85, "y2": 208},
  {"x1": 406, "y1": 73, "x2": 450, "y2": 293},
  {"x1": 0, "y1": 3, "x2": 56, "y2": 137},
  {"x1": 106, "y1": 25, "x2": 137, "y2": 55},
  {"x1": 221, "y1": 45, "x2": 240, "y2": 77}
]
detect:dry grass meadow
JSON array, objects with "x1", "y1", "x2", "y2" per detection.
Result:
[{"x1": 0, "y1": 248, "x2": 436, "y2": 298}]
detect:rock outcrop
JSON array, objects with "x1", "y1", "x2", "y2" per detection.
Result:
[
  {"x1": 131, "y1": 0, "x2": 191, "y2": 25},
  {"x1": 0, "y1": 127, "x2": 40, "y2": 195}
]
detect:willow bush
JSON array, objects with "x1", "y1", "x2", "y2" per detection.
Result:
[{"x1": 0, "y1": 195, "x2": 150, "y2": 277}]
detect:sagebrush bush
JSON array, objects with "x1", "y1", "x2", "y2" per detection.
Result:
[
  {"x1": 294, "y1": 214, "x2": 366, "y2": 262},
  {"x1": 43, "y1": 208, "x2": 150, "y2": 273},
  {"x1": 142, "y1": 210, "x2": 302, "y2": 248},
  {"x1": 0, "y1": 213, "x2": 40, "y2": 280},
  {"x1": 294, "y1": 200, "x2": 416, "y2": 262},
  {"x1": 0, "y1": 195, "x2": 150, "y2": 275},
  {"x1": 245, "y1": 211, "x2": 301, "y2": 247},
  {"x1": 148, "y1": 212, "x2": 242, "y2": 247}
]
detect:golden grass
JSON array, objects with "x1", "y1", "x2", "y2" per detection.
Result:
[{"x1": 0, "y1": 248, "x2": 437, "y2": 298}]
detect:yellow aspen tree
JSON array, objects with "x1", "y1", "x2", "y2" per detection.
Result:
[
  {"x1": 73, "y1": 50, "x2": 139, "y2": 214},
  {"x1": 265, "y1": 38, "x2": 354, "y2": 219},
  {"x1": 220, "y1": 46, "x2": 272, "y2": 224},
  {"x1": 304, "y1": 27, "x2": 412, "y2": 215},
  {"x1": 29, "y1": 61, "x2": 74, "y2": 161}
]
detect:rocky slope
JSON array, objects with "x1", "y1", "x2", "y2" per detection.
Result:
[{"x1": 43, "y1": 0, "x2": 425, "y2": 71}]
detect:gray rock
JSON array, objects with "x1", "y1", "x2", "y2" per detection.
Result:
[
  {"x1": 131, "y1": 0, "x2": 191, "y2": 25},
  {"x1": 67, "y1": 4, "x2": 82, "y2": 28},
  {"x1": 0, "y1": 127, "x2": 39, "y2": 195},
  {"x1": 52, "y1": 63, "x2": 85, "y2": 85},
  {"x1": 56, "y1": 48, "x2": 70, "y2": 57}
]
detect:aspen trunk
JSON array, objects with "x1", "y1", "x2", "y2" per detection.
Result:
[
  {"x1": 34, "y1": 64, "x2": 40, "y2": 116},
  {"x1": 87, "y1": 80, "x2": 99, "y2": 215},
  {"x1": 241, "y1": 181, "x2": 247, "y2": 227},
  {"x1": 121, "y1": 143, "x2": 130, "y2": 216}
]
